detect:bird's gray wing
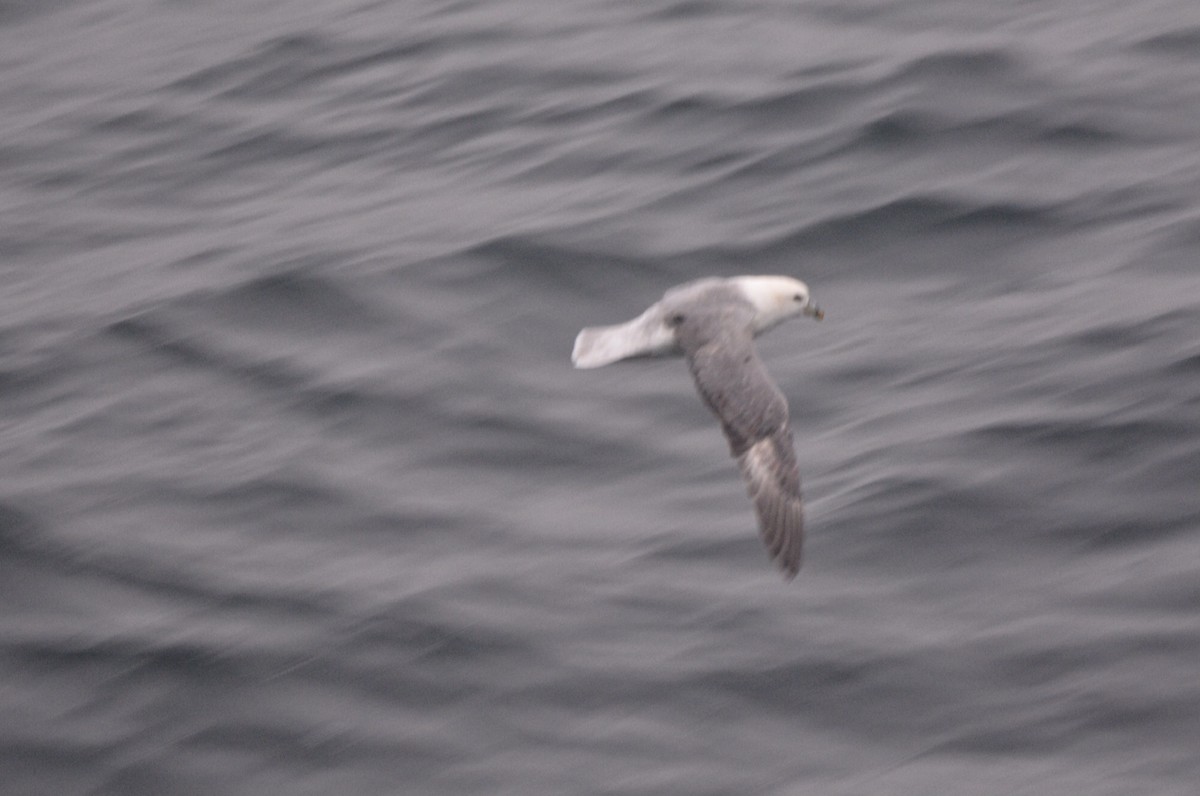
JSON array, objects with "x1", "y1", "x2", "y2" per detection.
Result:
[
  {"x1": 737, "y1": 432, "x2": 804, "y2": 579},
  {"x1": 681, "y1": 322, "x2": 804, "y2": 579}
]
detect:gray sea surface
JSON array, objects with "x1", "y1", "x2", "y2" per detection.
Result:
[{"x1": 3, "y1": 1, "x2": 1200, "y2": 794}]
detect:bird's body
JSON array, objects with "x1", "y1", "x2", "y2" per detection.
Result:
[{"x1": 572, "y1": 276, "x2": 823, "y2": 579}]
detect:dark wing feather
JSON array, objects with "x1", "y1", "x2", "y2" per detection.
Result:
[
  {"x1": 679, "y1": 318, "x2": 805, "y2": 578},
  {"x1": 737, "y1": 433, "x2": 804, "y2": 578}
]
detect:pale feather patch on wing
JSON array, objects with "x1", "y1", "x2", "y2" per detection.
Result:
[{"x1": 738, "y1": 437, "x2": 804, "y2": 578}]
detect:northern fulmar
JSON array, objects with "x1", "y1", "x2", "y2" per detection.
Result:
[{"x1": 572, "y1": 276, "x2": 823, "y2": 579}]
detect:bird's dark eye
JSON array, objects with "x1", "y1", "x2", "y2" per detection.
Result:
[
  {"x1": 668, "y1": 313, "x2": 686, "y2": 327},
  {"x1": 793, "y1": 294, "x2": 804, "y2": 302}
]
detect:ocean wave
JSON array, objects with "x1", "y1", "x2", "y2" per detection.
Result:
[{"x1": 1133, "y1": 26, "x2": 1200, "y2": 56}]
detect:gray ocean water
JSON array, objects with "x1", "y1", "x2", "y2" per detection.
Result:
[{"x1": 3, "y1": 1, "x2": 1200, "y2": 794}]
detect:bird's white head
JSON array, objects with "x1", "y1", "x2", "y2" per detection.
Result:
[{"x1": 734, "y1": 276, "x2": 824, "y2": 333}]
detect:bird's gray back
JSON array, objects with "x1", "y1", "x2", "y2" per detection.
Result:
[{"x1": 660, "y1": 279, "x2": 747, "y2": 315}]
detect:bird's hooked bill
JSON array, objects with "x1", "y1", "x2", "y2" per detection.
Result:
[{"x1": 806, "y1": 304, "x2": 824, "y2": 321}]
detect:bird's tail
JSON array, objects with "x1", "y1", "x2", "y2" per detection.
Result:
[{"x1": 571, "y1": 311, "x2": 674, "y2": 369}]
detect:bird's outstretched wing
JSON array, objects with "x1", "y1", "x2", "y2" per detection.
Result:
[
  {"x1": 680, "y1": 320, "x2": 804, "y2": 578},
  {"x1": 737, "y1": 433, "x2": 804, "y2": 578}
]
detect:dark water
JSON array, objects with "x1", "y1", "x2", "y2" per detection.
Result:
[{"x1": 3, "y1": 1, "x2": 1200, "y2": 793}]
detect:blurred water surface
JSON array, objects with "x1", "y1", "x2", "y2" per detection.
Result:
[{"x1": 2, "y1": 1, "x2": 1199, "y2": 794}]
